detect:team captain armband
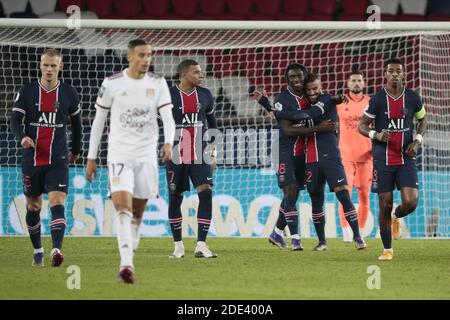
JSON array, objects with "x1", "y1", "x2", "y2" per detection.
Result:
[{"x1": 414, "y1": 106, "x2": 426, "y2": 120}]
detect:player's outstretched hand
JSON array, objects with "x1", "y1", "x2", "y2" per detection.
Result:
[
  {"x1": 86, "y1": 159, "x2": 97, "y2": 183},
  {"x1": 332, "y1": 94, "x2": 348, "y2": 104},
  {"x1": 160, "y1": 143, "x2": 173, "y2": 162},
  {"x1": 21, "y1": 136, "x2": 35, "y2": 149},
  {"x1": 252, "y1": 88, "x2": 268, "y2": 102},
  {"x1": 404, "y1": 140, "x2": 420, "y2": 157},
  {"x1": 69, "y1": 153, "x2": 80, "y2": 163},
  {"x1": 316, "y1": 120, "x2": 337, "y2": 133},
  {"x1": 375, "y1": 129, "x2": 390, "y2": 143}
]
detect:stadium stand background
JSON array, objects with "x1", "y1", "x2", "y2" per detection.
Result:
[{"x1": 0, "y1": 0, "x2": 449, "y2": 21}]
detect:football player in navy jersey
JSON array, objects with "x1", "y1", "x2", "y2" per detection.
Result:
[
  {"x1": 270, "y1": 74, "x2": 366, "y2": 251},
  {"x1": 254, "y1": 64, "x2": 337, "y2": 251},
  {"x1": 359, "y1": 58, "x2": 427, "y2": 260},
  {"x1": 166, "y1": 60, "x2": 218, "y2": 259},
  {"x1": 10, "y1": 48, "x2": 82, "y2": 267}
]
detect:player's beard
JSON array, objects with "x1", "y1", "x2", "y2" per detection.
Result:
[{"x1": 351, "y1": 87, "x2": 362, "y2": 94}]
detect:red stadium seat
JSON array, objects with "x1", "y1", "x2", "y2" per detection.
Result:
[
  {"x1": 199, "y1": 0, "x2": 225, "y2": 17},
  {"x1": 310, "y1": 0, "x2": 335, "y2": 15},
  {"x1": 340, "y1": 0, "x2": 368, "y2": 15},
  {"x1": 280, "y1": 0, "x2": 308, "y2": 15},
  {"x1": 255, "y1": 0, "x2": 280, "y2": 15},
  {"x1": 380, "y1": 14, "x2": 396, "y2": 21},
  {"x1": 86, "y1": 0, "x2": 113, "y2": 18},
  {"x1": 226, "y1": 0, "x2": 253, "y2": 19},
  {"x1": 172, "y1": 0, "x2": 200, "y2": 17},
  {"x1": 339, "y1": 14, "x2": 366, "y2": 21},
  {"x1": 426, "y1": 14, "x2": 450, "y2": 21},
  {"x1": 114, "y1": 0, "x2": 141, "y2": 18},
  {"x1": 141, "y1": 0, "x2": 169, "y2": 16},
  {"x1": 396, "y1": 14, "x2": 425, "y2": 21},
  {"x1": 307, "y1": 14, "x2": 334, "y2": 21},
  {"x1": 250, "y1": 0, "x2": 280, "y2": 19},
  {"x1": 276, "y1": 0, "x2": 307, "y2": 19},
  {"x1": 58, "y1": 0, "x2": 85, "y2": 12},
  {"x1": 103, "y1": 0, "x2": 142, "y2": 19}
]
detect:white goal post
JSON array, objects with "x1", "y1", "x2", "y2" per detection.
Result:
[{"x1": 0, "y1": 19, "x2": 449, "y2": 239}]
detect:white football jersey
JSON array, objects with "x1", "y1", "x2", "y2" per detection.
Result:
[{"x1": 96, "y1": 69, "x2": 172, "y2": 163}]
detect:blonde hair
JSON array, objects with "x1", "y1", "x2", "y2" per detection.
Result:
[{"x1": 42, "y1": 48, "x2": 62, "y2": 59}]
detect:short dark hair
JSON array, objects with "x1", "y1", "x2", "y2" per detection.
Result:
[
  {"x1": 384, "y1": 58, "x2": 405, "y2": 71},
  {"x1": 348, "y1": 70, "x2": 364, "y2": 78},
  {"x1": 305, "y1": 73, "x2": 320, "y2": 84},
  {"x1": 128, "y1": 39, "x2": 148, "y2": 50},
  {"x1": 177, "y1": 59, "x2": 199, "y2": 76}
]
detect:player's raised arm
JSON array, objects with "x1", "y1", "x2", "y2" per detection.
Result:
[
  {"x1": 86, "y1": 80, "x2": 111, "y2": 182},
  {"x1": 253, "y1": 88, "x2": 272, "y2": 113},
  {"x1": 157, "y1": 78, "x2": 175, "y2": 162}
]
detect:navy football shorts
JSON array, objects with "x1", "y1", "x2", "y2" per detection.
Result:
[
  {"x1": 166, "y1": 161, "x2": 213, "y2": 194},
  {"x1": 22, "y1": 162, "x2": 69, "y2": 197},
  {"x1": 305, "y1": 157, "x2": 348, "y2": 193},
  {"x1": 371, "y1": 159, "x2": 418, "y2": 193},
  {"x1": 276, "y1": 151, "x2": 305, "y2": 190}
]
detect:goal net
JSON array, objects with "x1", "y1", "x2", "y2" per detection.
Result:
[{"x1": 0, "y1": 20, "x2": 448, "y2": 238}]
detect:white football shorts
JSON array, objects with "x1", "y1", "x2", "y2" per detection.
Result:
[{"x1": 108, "y1": 161, "x2": 159, "y2": 199}]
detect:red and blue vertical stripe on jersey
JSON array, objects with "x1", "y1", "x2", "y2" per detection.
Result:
[
  {"x1": 386, "y1": 92, "x2": 405, "y2": 166},
  {"x1": 179, "y1": 89, "x2": 198, "y2": 164},
  {"x1": 294, "y1": 96, "x2": 318, "y2": 163},
  {"x1": 35, "y1": 83, "x2": 58, "y2": 166},
  {"x1": 293, "y1": 96, "x2": 309, "y2": 157}
]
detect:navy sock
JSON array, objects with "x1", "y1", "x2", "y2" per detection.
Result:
[
  {"x1": 394, "y1": 205, "x2": 409, "y2": 218},
  {"x1": 282, "y1": 196, "x2": 298, "y2": 237},
  {"x1": 380, "y1": 227, "x2": 392, "y2": 249},
  {"x1": 50, "y1": 205, "x2": 66, "y2": 250},
  {"x1": 275, "y1": 199, "x2": 287, "y2": 231},
  {"x1": 197, "y1": 189, "x2": 212, "y2": 242},
  {"x1": 310, "y1": 192, "x2": 326, "y2": 244},
  {"x1": 336, "y1": 189, "x2": 361, "y2": 239},
  {"x1": 26, "y1": 208, "x2": 42, "y2": 249},
  {"x1": 168, "y1": 194, "x2": 183, "y2": 242}
]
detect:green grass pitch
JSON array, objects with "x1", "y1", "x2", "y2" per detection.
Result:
[{"x1": 0, "y1": 237, "x2": 449, "y2": 300}]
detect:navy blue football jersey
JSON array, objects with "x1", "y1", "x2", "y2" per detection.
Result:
[
  {"x1": 12, "y1": 80, "x2": 80, "y2": 166},
  {"x1": 364, "y1": 87, "x2": 423, "y2": 166},
  {"x1": 169, "y1": 85, "x2": 214, "y2": 163},
  {"x1": 302, "y1": 93, "x2": 341, "y2": 163},
  {"x1": 274, "y1": 89, "x2": 310, "y2": 156}
]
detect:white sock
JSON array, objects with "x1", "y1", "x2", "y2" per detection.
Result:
[
  {"x1": 117, "y1": 210, "x2": 133, "y2": 268},
  {"x1": 174, "y1": 240, "x2": 184, "y2": 249},
  {"x1": 384, "y1": 248, "x2": 393, "y2": 253},
  {"x1": 274, "y1": 227, "x2": 284, "y2": 236},
  {"x1": 196, "y1": 241, "x2": 206, "y2": 248},
  {"x1": 34, "y1": 247, "x2": 44, "y2": 254},
  {"x1": 291, "y1": 234, "x2": 300, "y2": 240},
  {"x1": 131, "y1": 217, "x2": 142, "y2": 253}
]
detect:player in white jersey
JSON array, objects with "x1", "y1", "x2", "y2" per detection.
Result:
[{"x1": 86, "y1": 39, "x2": 175, "y2": 284}]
